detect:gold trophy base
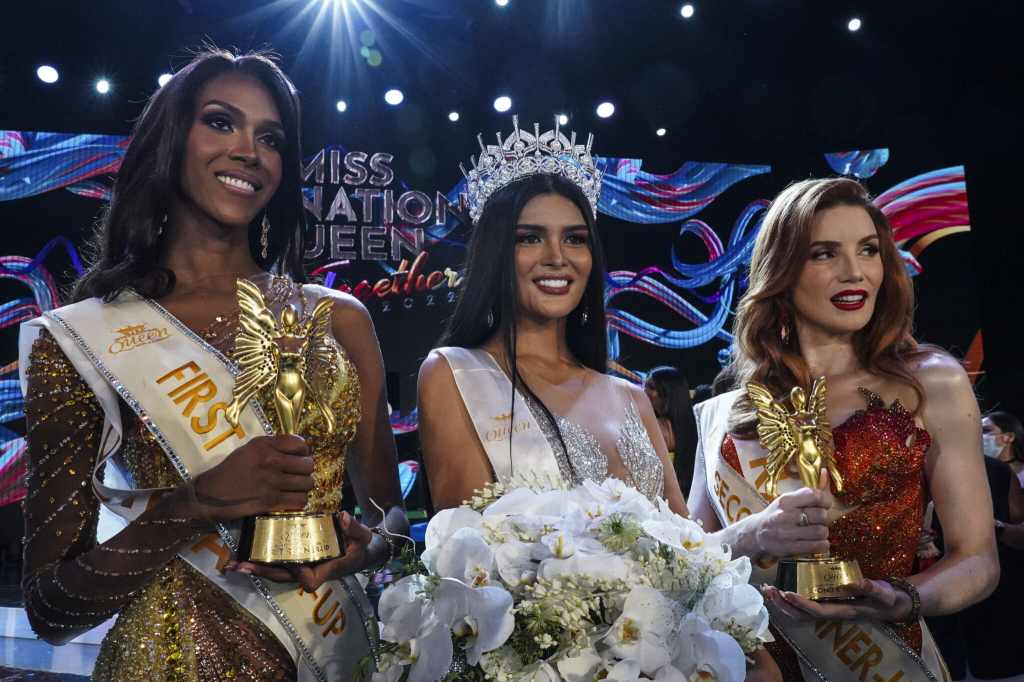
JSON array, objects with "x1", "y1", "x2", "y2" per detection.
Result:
[
  {"x1": 238, "y1": 512, "x2": 342, "y2": 565},
  {"x1": 776, "y1": 555, "x2": 864, "y2": 601}
]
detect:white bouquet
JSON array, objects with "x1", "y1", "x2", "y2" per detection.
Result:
[{"x1": 371, "y1": 478, "x2": 772, "y2": 682}]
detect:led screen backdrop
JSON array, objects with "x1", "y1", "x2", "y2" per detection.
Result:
[{"x1": 0, "y1": 130, "x2": 979, "y2": 505}]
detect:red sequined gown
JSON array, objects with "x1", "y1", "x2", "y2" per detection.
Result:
[{"x1": 722, "y1": 389, "x2": 931, "y2": 681}]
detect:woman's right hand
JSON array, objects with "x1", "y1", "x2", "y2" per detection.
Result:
[
  {"x1": 188, "y1": 435, "x2": 314, "y2": 523},
  {"x1": 748, "y1": 470, "x2": 833, "y2": 560}
]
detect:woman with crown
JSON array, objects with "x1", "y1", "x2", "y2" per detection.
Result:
[
  {"x1": 688, "y1": 177, "x2": 997, "y2": 680},
  {"x1": 417, "y1": 117, "x2": 782, "y2": 680},
  {"x1": 19, "y1": 48, "x2": 406, "y2": 681}
]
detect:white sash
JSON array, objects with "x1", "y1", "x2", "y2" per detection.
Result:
[
  {"x1": 433, "y1": 347, "x2": 563, "y2": 485},
  {"x1": 20, "y1": 291, "x2": 377, "y2": 682},
  {"x1": 695, "y1": 391, "x2": 949, "y2": 682}
]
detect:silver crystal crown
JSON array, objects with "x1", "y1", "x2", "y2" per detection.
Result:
[{"x1": 460, "y1": 115, "x2": 603, "y2": 224}]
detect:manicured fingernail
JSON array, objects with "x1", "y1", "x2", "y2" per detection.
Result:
[{"x1": 237, "y1": 567, "x2": 252, "y2": 575}]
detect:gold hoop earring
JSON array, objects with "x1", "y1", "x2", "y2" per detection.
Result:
[{"x1": 260, "y1": 214, "x2": 270, "y2": 260}]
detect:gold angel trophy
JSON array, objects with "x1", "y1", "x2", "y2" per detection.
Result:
[
  {"x1": 746, "y1": 378, "x2": 863, "y2": 600},
  {"x1": 228, "y1": 279, "x2": 342, "y2": 564}
]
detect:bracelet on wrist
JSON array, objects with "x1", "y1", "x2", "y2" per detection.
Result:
[
  {"x1": 882, "y1": 576, "x2": 921, "y2": 624},
  {"x1": 365, "y1": 526, "x2": 397, "y2": 574}
]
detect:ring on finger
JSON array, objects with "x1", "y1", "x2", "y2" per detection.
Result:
[{"x1": 798, "y1": 511, "x2": 810, "y2": 527}]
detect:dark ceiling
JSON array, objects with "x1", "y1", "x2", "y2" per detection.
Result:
[{"x1": 3, "y1": 0, "x2": 1021, "y2": 184}]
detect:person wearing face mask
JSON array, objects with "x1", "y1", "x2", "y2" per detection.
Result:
[
  {"x1": 688, "y1": 178, "x2": 998, "y2": 681},
  {"x1": 983, "y1": 411, "x2": 1024, "y2": 485},
  {"x1": 417, "y1": 118, "x2": 782, "y2": 681},
  {"x1": 928, "y1": 411, "x2": 1024, "y2": 681},
  {"x1": 19, "y1": 48, "x2": 406, "y2": 681}
]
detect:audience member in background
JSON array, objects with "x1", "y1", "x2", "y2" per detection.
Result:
[
  {"x1": 931, "y1": 412, "x2": 1024, "y2": 681},
  {"x1": 691, "y1": 383, "x2": 713, "y2": 404},
  {"x1": 984, "y1": 411, "x2": 1024, "y2": 486},
  {"x1": 644, "y1": 365, "x2": 699, "y2": 495}
]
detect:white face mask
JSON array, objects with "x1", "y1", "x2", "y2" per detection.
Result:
[{"x1": 982, "y1": 433, "x2": 1003, "y2": 458}]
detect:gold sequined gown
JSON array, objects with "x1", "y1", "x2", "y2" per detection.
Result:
[{"x1": 21, "y1": 277, "x2": 360, "y2": 681}]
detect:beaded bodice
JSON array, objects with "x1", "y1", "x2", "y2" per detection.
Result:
[
  {"x1": 119, "y1": 276, "x2": 361, "y2": 513},
  {"x1": 523, "y1": 388, "x2": 665, "y2": 501},
  {"x1": 722, "y1": 389, "x2": 931, "y2": 664},
  {"x1": 723, "y1": 388, "x2": 931, "y2": 578}
]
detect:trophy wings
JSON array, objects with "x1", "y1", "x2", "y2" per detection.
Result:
[
  {"x1": 807, "y1": 376, "x2": 844, "y2": 492},
  {"x1": 226, "y1": 279, "x2": 279, "y2": 427},
  {"x1": 746, "y1": 382, "x2": 801, "y2": 499},
  {"x1": 302, "y1": 293, "x2": 337, "y2": 434}
]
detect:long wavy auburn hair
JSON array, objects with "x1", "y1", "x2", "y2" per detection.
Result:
[{"x1": 727, "y1": 177, "x2": 930, "y2": 437}]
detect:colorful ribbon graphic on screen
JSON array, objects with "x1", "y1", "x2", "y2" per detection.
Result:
[
  {"x1": 0, "y1": 130, "x2": 125, "y2": 201},
  {"x1": 0, "y1": 129, "x2": 971, "y2": 447},
  {"x1": 0, "y1": 238, "x2": 84, "y2": 505}
]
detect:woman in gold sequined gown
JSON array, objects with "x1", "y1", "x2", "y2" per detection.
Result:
[
  {"x1": 21, "y1": 48, "x2": 407, "y2": 681},
  {"x1": 688, "y1": 178, "x2": 998, "y2": 680}
]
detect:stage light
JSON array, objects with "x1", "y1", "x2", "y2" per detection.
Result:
[
  {"x1": 557, "y1": 114, "x2": 569, "y2": 125},
  {"x1": 494, "y1": 95, "x2": 512, "y2": 113},
  {"x1": 848, "y1": 17, "x2": 862, "y2": 31},
  {"x1": 336, "y1": 99, "x2": 348, "y2": 113},
  {"x1": 495, "y1": 0, "x2": 509, "y2": 6},
  {"x1": 158, "y1": 73, "x2": 172, "y2": 87},
  {"x1": 656, "y1": 128, "x2": 667, "y2": 137},
  {"x1": 95, "y1": 79, "x2": 111, "y2": 95},
  {"x1": 596, "y1": 102, "x2": 615, "y2": 119},
  {"x1": 384, "y1": 89, "x2": 404, "y2": 106},
  {"x1": 448, "y1": 111, "x2": 460, "y2": 122},
  {"x1": 680, "y1": 3, "x2": 695, "y2": 18},
  {"x1": 36, "y1": 65, "x2": 59, "y2": 84}
]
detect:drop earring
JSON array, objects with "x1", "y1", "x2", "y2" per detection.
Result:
[
  {"x1": 158, "y1": 213, "x2": 167, "y2": 236},
  {"x1": 581, "y1": 307, "x2": 589, "y2": 325},
  {"x1": 487, "y1": 308, "x2": 495, "y2": 328},
  {"x1": 260, "y1": 214, "x2": 270, "y2": 260}
]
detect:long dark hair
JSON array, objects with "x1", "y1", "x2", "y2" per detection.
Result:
[
  {"x1": 439, "y1": 173, "x2": 607, "y2": 370},
  {"x1": 644, "y1": 366, "x2": 698, "y2": 492},
  {"x1": 438, "y1": 174, "x2": 608, "y2": 475},
  {"x1": 72, "y1": 47, "x2": 306, "y2": 302},
  {"x1": 987, "y1": 411, "x2": 1024, "y2": 463}
]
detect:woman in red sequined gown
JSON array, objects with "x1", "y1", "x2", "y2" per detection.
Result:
[{"x1": 688, "y1": 178, "x2": 998, "y2": 681}]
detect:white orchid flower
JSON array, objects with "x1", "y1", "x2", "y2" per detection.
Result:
[
  {"x1": 536, "y1": 527, "x2": 578, "y2": 559},
  {"x1": 460, "y1": 585, "x2": 516, "y2": 665},
  {"x1": 422, "y1": 507, "x2": 483, "y2": 571},
  {"x1": 641, "y1": 502, "x2": 708, "y2": 554},
  {"x1": 602, "y1": 658, "x2": 644, "y2": 681},
  {"x1": 555, "y1": 648, "x2": 604, "y2": 681},
  {"x1": 494, "y1": 540, "x2": 539, "y2": 586},
  {"x1": 695, "y1": 581, "x2": 771, "y2": 643},
  {"x1": 377, "y1": 575, "x2": 458, "y2": 682},
  {"x1": 405, "y1": 620, "x2": 455, "y2": 682},
  {"x1": 538, "y1": 551, "x2": 633, "y2": 582},
  {"x1": 434, "y1": 527, "x2": 496, "y2": 587},
  {"x1": 508, "y1": 660, "x2": 560, "y2": 682},
  {"x1": 579, "y1": 478, "x2": 656, "y2": 519},
  {"x1": 604, "y1": 586, "x2": 679, "y2": 675},
  {"x1": 377, "y1": 574, "x2": 434, "y2": 643},
  {"x1": 672, "y1": 614, "x2": 745, "y2": 682},
  {"x1": 654, "y1": 664, "x2": 689, "y2": 681}
]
